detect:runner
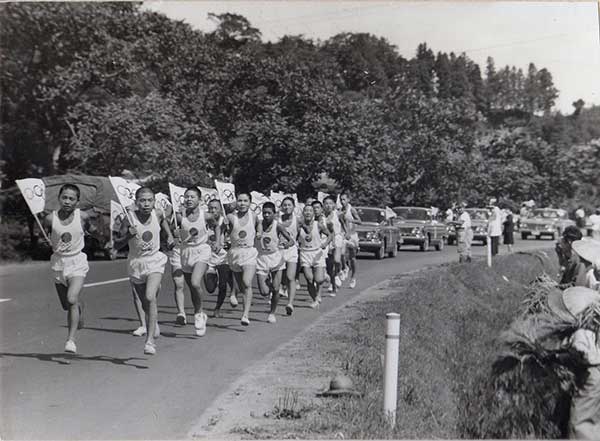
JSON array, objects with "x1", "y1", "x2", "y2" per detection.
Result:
[
  {"x1": 323, "y1": 196, "x2": 344, "y2": 295},
  {"x1": 298, "y1": 204, "x2": 332, "y2": 309},
  {"x1": 279, "y1": 197, "x2": 300, "y2": 316},
  {"x1": 340, "y1": 191, "x2": 362, "y2": 289},
  {"x1": 113, "y1": 187, "x2": 175, "y2": 355},
  {"x1": 174, "y1": 187, "x2": 217, "y2": 337},
  {"x1": 226, "y1": 192, "x2": 259, "y2": 326},
  {"x1": 204, "y1": 198, "x2": 233, "y2": 318},
  {"x1": 42, "y1": 184, "x2": 96, "y2": 354},
  {"x1": 256, "y1": 202, "x2": 293, "y2": 323},
  {"x1": 311, "y1": 199, "x2": 332, "y2": 291}
]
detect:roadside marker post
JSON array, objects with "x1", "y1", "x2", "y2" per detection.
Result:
[
  {"x1": 487, "y1": 234, "x2": 492, "y2": 268},
  {"x1": 384, "y1": 312, "x2": 400, "y2": 427}
]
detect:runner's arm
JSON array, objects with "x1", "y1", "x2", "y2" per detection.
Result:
[
  {"x1": 276, "y1": 223, "x2": 293, "y2": 248},
  {"x1": 41, "y1": 212, "x2": 53, "y2": 239},
  {"x1": 319, "y1": 223, "x2": 333, "y2": 249},
  {"x1": 157, "y1": 208, "x2": 175, "y2": 250},
  {"x1": 350, "y1": 208, "x2": 362, "y2": 225}
]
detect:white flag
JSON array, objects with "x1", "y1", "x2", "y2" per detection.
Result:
[
  {"x1": 109, "y1": 176, "x2": 140, "y2": 209},
  {"x1": 385, "y1": 206, "x2": 397, "y2": 220},
  {"x1": 336, "y1": 194, "x2": 342, "y2": 209},
  {"x1": 295, "y1": 202, "x2": 305, "y2": 218},
  {"x1": 198, "y1": 186, "x2": 219, "y2": 207},
  {"x1": 317, "y1": 191, "x2": 330, "y2": 204},
  {"x1": 16, "y1": 178, "x2": 46, "y2": 214},
  {"x1": 168, "y1": 183, "x2": 187, "y2": 214},
  {"x1": 250, "y1": 191, "x2": 270, "y2": 215},
  {"x1": 110, "y1": 200, "x2": 127, "y2": 232},
  {"x1": 154, "y1": 192, "x2": 172, "y2": 214},
  {"x1": 215, "y1": 180, "x2": 236, "y2": 205},
  {"x1": 270, "y1": 190, "x2": 285, "y2": 210}
]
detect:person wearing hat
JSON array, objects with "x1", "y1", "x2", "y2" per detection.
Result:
[
  {"x1": 575, "y1": 206, "x2": 587, "y2": 237},
  {"x1": 589, "y1": 208, "x2": 600, "y2": 241},
  {"x1": 487, "y1": 198, "x2": 502, "y2": 257},
  {"x1": 449, "y1": 202, "x2": 472, "y2": 263},
  {"x1": 571, "y1": 239, "x2": 600, "y2": 291},
  {"x1": 548, "y1": 286, "x2": 600, "y2": 439},
  {"x1": 555, "y1": 226, "x2": 585, "y2": 289}
]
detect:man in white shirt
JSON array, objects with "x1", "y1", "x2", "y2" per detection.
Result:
[
  {"x1": 487, "y1": 198, "x2": 503, "y2": 257},
  {"x1": 589, "y1": 208, "x2": 600, "y2": 241},
  {"x1": 450, "y1": 202, "x2": 472, "y2": 263}
]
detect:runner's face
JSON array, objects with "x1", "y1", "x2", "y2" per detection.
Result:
[
  {"x1": 136, "y1": 192, "x2": 155, "y2": 214},
  {"x1": 262, "y1": 207, "x2": 275, "y2": 222},
  {"x1": 282, "y1": 200, "x2": 294, "y2": 215},
  {"x1": 303, "y1": 206, "x2": 314, "y2": 222},
  {"x1": 341, "y1": 194, "x2": 350, "y2": 208},
  {"x1": 208, "y1": 202, "x2": 221, "y2": 218},
  {"x1": 59, "y1": 189, "x2": 78, "y2": 211},
  {"x1": 324, "y1": 199, "x2": 335, "y2": 213},
  {"x1": 184, "y1": 190, "x2": 200, "y2": 209},
  {"x1": 312, "y1": 204, "x2": 323, "y2": 217},
  {"x1": 237, "y1": 195, "x2": 250, "y2": 212}
]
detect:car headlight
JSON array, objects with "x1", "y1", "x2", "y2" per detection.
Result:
[
  {"x1": 411, "y1": 227, "x2": 423, "y2": 236},
  {"x1": 366, "y1": 231, "x2": 379, "y2": 240},
  {"x1": 545, "y1": 224, "x2": 554, "y2": 230}
]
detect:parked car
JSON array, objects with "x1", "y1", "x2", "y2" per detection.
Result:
[
  {"x1": 355, "y1": 206, "x2": 402, "y2": 259},
  {"x1": 520, "y1": 208, "x2": 575, "y2": 240},
  {"x1": 392, "y1": 206, "x2": 447, "y2": 251},
  {"x1": 447, "y1": 208, "x2": 489, "y2": 245}
]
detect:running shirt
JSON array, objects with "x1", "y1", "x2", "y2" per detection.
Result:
[
  {"x1": 279, "y1": 214, "x2": 299, "y2": 246},
  {"x1": 257, "y1": 220, "x2": 280, "y2": 254},
  {"x1": 128, "y1": 210, "x2": 161, "y2": 258},
  {"x1": 230, "y1": 211, "x2": 256, "y2": 248},
  {"x1": 208, "y1": 217, "x2": 225, "y2": 248},
  {"x1": 326, "y1": 210, "x2": 342, "y2": 235},
  {"x1": 342, "y1": 204, "x2": 356, "y2": 235},
  {"x1": 299, "y1": 221, "x2": 321, "y2": 251},
  {"x1": 180, "y1": 209, "x2": 208, "y2": 247},
  {"x1": 50, "y1": 209, "x2": 85, "y2": 256}
]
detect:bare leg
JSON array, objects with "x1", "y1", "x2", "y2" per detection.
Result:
[
  {"x1": 171, "y1": 268, "x2": 185, "y2": 317},
  {"x1": 270, "y1": 270, "x2": 282, "y2": 314},
  {"x1": 302, "y1": 266, "x2": 317, "y2": 301},
  {"x1": 285, "y1": 261, "x2": 298, "y2": 306}
]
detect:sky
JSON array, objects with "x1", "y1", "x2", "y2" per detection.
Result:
[{"x1": 145, "y1": 1, "x2": 600, "y2": 114}]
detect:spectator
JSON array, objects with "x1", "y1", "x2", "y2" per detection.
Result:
[
  {"x1": 445, "y1": 206, "x2": 454, "y2": 222},
  {"x1": 450, "y1": 202, "x2": 472, "y2": 263},
  {"x1": 589, "y1": 208, "x2": 600, "y2": 241},
  {"x1": 487, "y1": 198, "x2": 502, "y2": 257},
  {"x1": 555, "y1": 226, "x2": 584, "y2": 289},
  {"x1": 575, "y1": 206, "x2": 587, "y2": 237},
  {"x1": 518, "y1": 203, "x2": 529, "y2": 230},
  {"x1": 503, "y1": 211, "x2": 514, "y2": 253},
  {"x1": 572, "y1": 239, "x2": 600, "y2": 290}
]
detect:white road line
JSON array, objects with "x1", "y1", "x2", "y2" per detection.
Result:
[
  {"x1": 0, "y1": 298, "x2": 12, "y2": 303},
  {"x1": 83, "y1": 277, "x2": 129, "y2": 288}
]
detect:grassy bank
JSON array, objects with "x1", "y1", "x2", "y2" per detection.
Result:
[{"x1": 228, "y1": 251, "x2": 559, "y2": 439}]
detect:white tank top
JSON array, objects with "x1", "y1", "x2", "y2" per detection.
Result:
[
  {"x1": 128, "y1": 210, "x2": 160, "y2": 258},
  {"x1": 326, "y1": 211, "x2": 342, "y2": 236},
  {"x1": 51, "y1": 209, "x2": 84, "y2": 256},
  {"x1": 180, "y1": 209, "x2": 208, "y2": 248},
  {"x1": 279, "y1": 214, "x2": 298, "y2": 247},
  {"x1": 343, "y1": 204, "x2": 356, "y2": 234},
  {"x1": 299, "y1": 221, "x2": 321, "y2": 251},
  {"x1": 257, "y1": 220, "x2": 280, "y2": 254},
  {"x1": 230, "y1": 211, "x2": 256, "y2": 248},
  {"x1": 208, "y1": 217, "x2": 225, "y2": 248}
]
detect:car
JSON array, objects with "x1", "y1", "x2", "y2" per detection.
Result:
[
  {"x1": 392, "y1": 206, "x2": 447, "y2": 251},
  {"x1": 519, "y1": 208, "x2": 575, "y2": 240},
  {"x1": 447, "y1": 208, "x2": 489, "y2": 245},
  {"x1": 354, "y1": 206, "x2": 402, "y2": 259}
]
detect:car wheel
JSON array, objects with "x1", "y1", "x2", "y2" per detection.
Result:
[
  {"x1": 420, "y1": 236, "x2": 430, "y2": 252},
  {"x1": 551, "y1": 232, "x2": 557, "y2": 241},
  {"x1": 375, "y1": 242, "x2": 385, "y2": 260},
  {"x1": 448, "y1": 237, "x2": 455, "y2": 245},
  {"x1": 397, "y1": 241, "x2": 402, "y2": 251},
  {"x1": 388, "y1": 241, "x2": 398, "y2": 258},
  {"x1": 521, "y1": 233, "x2": 529, "y2": 240},
  {"x1": 435, "y1": 238, "x2": 444, "y2": 251}
]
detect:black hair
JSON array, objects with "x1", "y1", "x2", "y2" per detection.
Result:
[
  {"x1": 282, "y1": 196, "x2": 295, "y2": 206},
  {"x1": 185, "y1": 187, "x2": 202, "y2": 198},
  {"x1": 563, "y1": 225, "x2": 583, "y2": 242},
  {"x1": 323, "y1": 196, "x2": 336, "y2": 204},
  {"x1": 341, "y1": 190, "x2": 351, "y2": 198},
  {"x1": 237, "y1": 192, "x2": 252, "y2": 202},
  {"x1": 262, "y1": 201, "x2": 276, "y2": 212},
  {"x1": 311, "y1": 200, "x2": 323, "y2": 208},
  {"x1": 135, "y1": 186, "x2": 154, "y2": 199},
  {"x1": 208, "y1": 198, "x2": 221, "y2": 206},
  {"x1": 59, "y1": 184, "x2": 80, "y2": 200}
]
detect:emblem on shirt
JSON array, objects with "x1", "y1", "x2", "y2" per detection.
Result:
[
  {"x1": 142, "y1": 231, "x2": 153, "y2": 242},
  {"x1": 305, "y1": 234, "x2": 312, "y2": 243},
  {"x1": 209, "y1": 234, "x2": 216, "y2": 242},
  {"x1": 189, "y1": 227, "x2": 199, "y2": 237},
  {"x1": 61, "y1": 232, "x2": 72, "y2": 243},
  {"x1": 239, "y1": 230, "x2": 247, "y2": 239}
]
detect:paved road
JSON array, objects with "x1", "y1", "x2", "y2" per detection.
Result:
[{"x1": 0, "y1": 238, "x2": 553, "y2": 440}]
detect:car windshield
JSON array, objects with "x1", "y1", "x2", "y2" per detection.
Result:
[
  {"x1": 357, "y1": 208, "x2": 385, "y2": 223},
  {"x1": 529, "y1": 210, "x2": 560, "y2": 219},
  {"x1": 393, "y1": 207, "x2": 430, "y2": 221},
  {"x1": 466, "y1": 209, "x2": 489, "y2": 220}
]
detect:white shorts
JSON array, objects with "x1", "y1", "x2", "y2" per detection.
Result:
[
  {"x1": 167, "y1": 247, "x2": 181, "y2": 271},
  {"x1": 180, "y1": 243, "x2": 211, "y2": 273},
  {"x1": 300, "y1": 248, "x2": 326, "y2": 268},
  {"x1": 128, "y1": 252, "x2": 167, "y2": 285},
  {"x1": 280, "y1": 245, "x2": 299, "y2": 263},
  {"x1": 227, "y1": 247, "x2": 258, "y2": 272},
  {"x1": 51, "y1": 252, "x2": 89, "y2": 286},
  {"x1": 256, "y1": 251, "x2": 285, "y2": 276},
  {"x1": 345, "y1": 233, "x2": 359, "y2": 250},
  {"x1": 207, "y1": 249, "x2": 228, "y2": 273}
]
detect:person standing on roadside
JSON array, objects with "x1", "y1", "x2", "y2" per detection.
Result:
[
  {"x1": 589, "y1": 208, "x2": 600, "y2": 241},
  {"x1": 575, "y1": 206, "x2": 587, "y2": 237},
  {"x1": 487, "y1": 198, "x2": 502, "y2": 257},
  {"x1": 449, "y1": 202, "x2": 472, "y2": 263},
  {"x1": 555, "y1": 226, "x2": 584, "y2": 289},
  {"x1": 503, "y1": 211, "x2": 515, "y2": 253}
]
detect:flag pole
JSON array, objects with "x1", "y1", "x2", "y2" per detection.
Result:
[{"x1": 31, "y1": 213, "x2": 51, "y2": 246}]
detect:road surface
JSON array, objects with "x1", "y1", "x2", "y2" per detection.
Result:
[{"x1": 0, "y1": 238, "x2": 553, "y2": 439}]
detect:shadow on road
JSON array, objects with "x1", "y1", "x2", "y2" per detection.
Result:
[{"x1": 0, "y1": 352, "x2": 149, "y2": 369}]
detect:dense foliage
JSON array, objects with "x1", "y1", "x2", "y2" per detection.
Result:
[{"x1": 2, "y1": 2, "x2": 599, "y2": 211}]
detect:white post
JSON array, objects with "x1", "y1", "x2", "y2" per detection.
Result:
[
  {"x1": 384, "y1": 312, "x2": 401, "y2": 426},
  {"x1": 487, "y1": 234, "x2": 492, "y2": 268}
]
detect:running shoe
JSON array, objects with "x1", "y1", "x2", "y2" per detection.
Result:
[
  {"x1": 144, "y1": 342, "x2": 156, "y2": 355},
  {"x1": 296, "y1": 281, "x2": 301, "y2": 290},
  {"x1": 285, "y1": 304, "x2": 294, "y2": 316},
  {"x1": 176, "y1": 313, "x2": 187, "y2": 326},
  {"x1": 267, "y1": 313, "x2": 277, "y2": 324},
  {"x1": 230, "y1": 294, "x2": 239, "y2": 307},
  {"x1": 213, "y1": 308, "x2": 223, "y2": 318},
  {"x1": 132, "y1": 326, "x2": 147, "y2": 337},
  {"x1": 317, "y1": 295, "x2": 322, "y2": 304},
  {"x1": 349, "y1": 278, "x2": 356, "y2": 289},
  {"x1": 327, "y1": 285, "x2": 334, "y2": 293},
  {"x1": 279, "y1": 287, "x2": 288, "y2": 299},
  {"x1": 309, "y1": 300, "x2": 320, "y2": 309},
  {"x1": 195, "y1": 312, "x2": 207, "y2": 337},
  {"x1": 64, "y1": 340, "x2": 77, "y2": 354},
  {"x1": 335, "y1": 276, "x2": 342, "y2": 288},
  {"x1": 328, "y1": 291, "x2": 337, "y2": 297},
  {"x1": 241, "y1": 315, "x2": 250, "y2": 326}
]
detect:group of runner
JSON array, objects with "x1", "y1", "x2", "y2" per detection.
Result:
[{"x1": 45, "y1": 184, "x2": 362, "y2": 355}]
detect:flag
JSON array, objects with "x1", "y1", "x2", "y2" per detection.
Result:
[
  {"x1": 215, "y1": 180, "x2": 236, "y2": 206},
  {"x1": 198, "y1": 186, "x2": 219, "y2": 207},
  {"x1": 385, "y1": 206, "x2": 397, "y2": 220},
  {"x1": 294, "y1": 202, "x2": 305, "y2": 218},
  {"x1": 317, "y1": 192, "x2": 329, "y2": 203},
  {"x1": 336, "y1": 194, "x2": 342, "y2": 209},
  {"x1": 110, "y1": 200, "x2": 127, "y2": 232},
  {"x1": 109, "y1": 176, "x2": 140, "y2": 209},
  {"x1": 270, "y1": 190, "x2": 285, "y2": 210},
  {"x1": 154, "y1": 192, "x2": 172, "y2": 219},
  {"x1": 16, "y1": 178, "x2": 46, "y2": 214},
  {"x1": 250, "y1": 191, "x2": 270, "y2": 215},
  {"x1": 168, "y1": 183, "x2": 187, "y2": 214}
]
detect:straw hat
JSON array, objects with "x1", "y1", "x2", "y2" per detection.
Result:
[
  {"x1": 316, "y1": 374, "x2": 361, "y2": 397},
  {"x1": 571, "y1": 239, "x2": 600, "y2": 264},
  {"x1": 548, "y1": 286, "x2": 600, "y2": 321}
]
